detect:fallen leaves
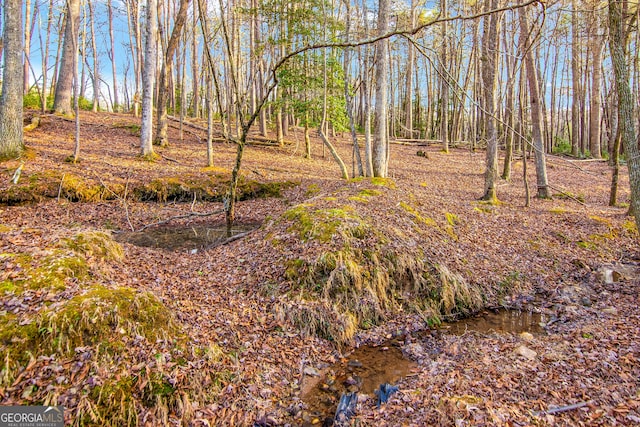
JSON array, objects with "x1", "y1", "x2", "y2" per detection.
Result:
[{"x1": 0, "y1": 111, "x2": 638, "y2": 425}]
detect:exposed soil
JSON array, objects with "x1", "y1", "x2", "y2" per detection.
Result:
[{"x1": 1, "y1": 111, "x2": 638, "y2": 426}]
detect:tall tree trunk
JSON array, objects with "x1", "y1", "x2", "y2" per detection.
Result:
[
  {"x1": 589, "y1": 31, "x2": 603, "y2": 158},
  {"x1": 480, "y1": 0, "x2": 500, "y2": 202},
  {"x1": 570, "y1": 0, "x2": 581, "y2": 156},
  {"x1": 373, "y1": 0, "x2": 390, "y2": 177},
  {"x1": 206, "y1": 68, "x2": 214, "y2": 167},
  {"x1": 191, "y1": 7, "x2": 199, "y2": 118},
  {"x1": 23, "y1": 0, "x2": 33, "y2": 95},
  {"x1": 140, "y1": 0, "x2": 158, "y2": 158},
  {"x1": 0, "y1": 0, "x2": 24, "y2": 159},
  {"x1": 343, "y1": 1, "x2": 363, "y2": 177},
  {"x1": 440, "y1": 0, "x2": 449, "y2": 153},
  {"x1": 53, "y1": 0, "x2": 80, "y2": 115},
  {"x1": 107, "y1": 0, "x2": 120, "y2": 111},
  {"x1": 403, "y1": 3, "x2": 415, "y2": 139},
  {"x1": 155, "y1": 0, "x2": 191, "y2": 147},
  {"x1": 609, "y1": 0, "x2": 640, "y2": 226},
  {"x1": 502, "y1": 18, "x2": 516, "y2": 180},
  {"x1": 362, "y1": 0, "x2": 373, "y2": 176},
  {"x1": 40, "y1": 0, "x2": 55, "y2": 112},
  {"x1": 88, "y1": 0, "x2": 100, "y2": 112},
  {"x1": 520, "y1": 8, "x2": 550, "y2": 199}
]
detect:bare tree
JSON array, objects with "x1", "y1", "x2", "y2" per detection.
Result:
[
  {"x1": 107, "y1": 0, "x2": 120, "y2": 111},
  {"x1": 480, "y1": 0, "x2": 500, "y2": 202},
  {"x1": 373, "y1": 0, "x2": 390, "y2": 177},
  {"x1": 519, "y1": 7, "x2": 549, "y2": 199},
  {"x1": 609, "y1": 0, "x2": 640, "y2": 225},
  {"x1": 0, "y1": 0, "x2": 24, "y2": 159},
  {"x1": 140, "y1": 0, "x2": 158, "y2": 158},
  {"x1": 53, "y1": 0, "x2": 80, "y2": 115},
  {"x1": 155, "y1": 0, "x2": 191, "y2": 147},
  {"x1": 87, "y1": 0, "x2": 100, "y2": 112}
]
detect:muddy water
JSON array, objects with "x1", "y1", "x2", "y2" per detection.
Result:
[
  {"x1": 440, "y1": 309, "x2": 547, "y2": 335},
  {"x1": 115, "y1": 223, "x2": 257, "y2": 251},
  {"x1": 301, "y1": 341, "x2": 417, "y2": 423},
  {"x1": 301, "y1": 309, "x2": 546, "y2": 423}
]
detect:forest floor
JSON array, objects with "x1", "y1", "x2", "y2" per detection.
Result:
[{"x1": 1, "y1": 111, "x2": 639, "y2": 426}]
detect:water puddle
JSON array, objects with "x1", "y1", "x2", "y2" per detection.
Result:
[
  {"x1": 301, "y1": 340, "x2": 416, "y2": 424},
  {"x1": 300, "y1": 308, "x2": 546, "y2": 424},
  {"x1": 440, "y1": 309, "x2": 547, "y2": 335},
  {"x1": 115, "y1": 223, "x2": 257, "y2": 251}
]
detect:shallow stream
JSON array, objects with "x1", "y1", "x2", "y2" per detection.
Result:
[{"x1": 301, "y1": 308, "x2": 547, "y2": 425}]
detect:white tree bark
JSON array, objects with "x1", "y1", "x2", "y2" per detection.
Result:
[
  {"x1": 140, "y1": 0, "x2": 157, "y2": 158},
  {"x1": 373, "y1": 0, "x2": 390, "y2": 178}
]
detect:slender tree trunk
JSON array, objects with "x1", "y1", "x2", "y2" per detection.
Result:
[
  {"x1": 23, "y1": 0, "x2": 33, "y2": 95},
  {"x1": 206, "y1": 68, "x2": 214, "y2": 167},
  {"x1": 88, "y1": 0, "x2": 100, "y2": 112},
  {"x1": 40, "y1": 0, "x2": 55, "y2": 112},
  {"x1": 53, "y1": 0, "x2": 80, "y2": 115},
  {"x1": 373, "y1": 0, "x2": 390, "y2": 177},
  {"x1": 155, "y1": 0, "x2": 191, "y2": 147},
  {"x1": 440, "y1": 0, "x2": 449, "y2": 153},
  {"x1": 140, "y1": 0, "x2": 157, "y2": 158},
  {"x1": 589, "y1": 33, "x2": 603, "y2": 158},
  {"x1": 609, "y1": 127, "x2": 621, "y2": 206},
  {"x1": 609, "y1": 0, "x2": 640, "y2": 226},
  {"x1": 79, "y1": 6, "x2": 87, "y2": 100},
  {"x1": 304, "y1": 113, "x2": 311, "y2": 159},
  {"x1": 480, "y1": 0, "x2": 500, "y2": 202},
  {"x1": 191, "y1": 7, "x2": 199, "y2": 118},
  {"x1": 502, "y1": 19, "x2": 516, "y2": 180},
  {"x1": 571, "y1": 0, "x2": 581, "y2": 156},
  {"x1": 343, "y1": 2, "x2": 363, "y2": 177},
  {"x1": 107, "y1": 0, "x2": 119, "y2": 111},
  {"x1": 362, "y1": 0, "x2": 373, "y2": 176},
  {"x1": 520, "y1": 9, "x2": 550, "y2": 199},
  {"x1": 0, "y1": 0, "x2": 24, "y2": 159},
  {"x1": 404, "y1": 20, "x2": 415, "y2": 138}
]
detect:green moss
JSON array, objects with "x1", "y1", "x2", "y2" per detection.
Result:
[
  {"x1": 283, "y1": 204, "x2": 367, "y2": 243},
  {"x1": 348, "y1": 196, "x2": 369, "y2": 203},
  {"x1": 278, "y1": 243, "x2": 483, "y2": 345},
  {"x1": 550, "y1": 207, "x2": 568, "y2": 214},
  {"x1": 554, "y1": 191, "x2": 585, "y2": 203},
  {"x1": 400, "y1": 201, "x2": 437, "y2": 227},
  {"x1": 1, "y1": 171, "x2": 122, "y2": 204},
  {"x1": 136, "y1": 175, "x2": 295, "y2": 203},
  {"x1": 44, "y1": 285, "x2": 177, "y2": 354},
  {"x1": 62, "y1": 231, "x2": 124, "y2": 261},
  {"x1": 623, "y1": 220, "x2": 638, "y2": 236},
  {"x1": 5, "y1": 251, "x2": 87, "y2": 294},
  {"x1": 370, "y1": 177, "x2": 396, "y2": 188},
  {"x1": 114, "y1": 122, "x2": 142, "y2": 136},
  {"x1": 445, "y1": 212, "x2": 459, "y2": 226},
  {"x1": 87, "y1": 377, "x2": 138, "y2": 426},
  {"x1": 0, "y1": 281, "x2": 18, "y2": 294},
  {"x1": 305, "y1": 184, "x2": 321, "y2": 197},
  {"x1": 358, "y1": 189, "x2": 381, "y2": 197},
  {"x1": 473, "y1": 201, "x2": 498, "y2": 214},
  {"x1": 577, "y1": 240, "x2": 597, "y2": 250}
]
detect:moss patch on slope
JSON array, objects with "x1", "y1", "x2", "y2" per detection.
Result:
[
  {"x1": 0, "y1": 229, "x2": 229, "y2": 426},
  {"x1": 267, "y1": 179, "x2": 486, "y2": 346}
]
